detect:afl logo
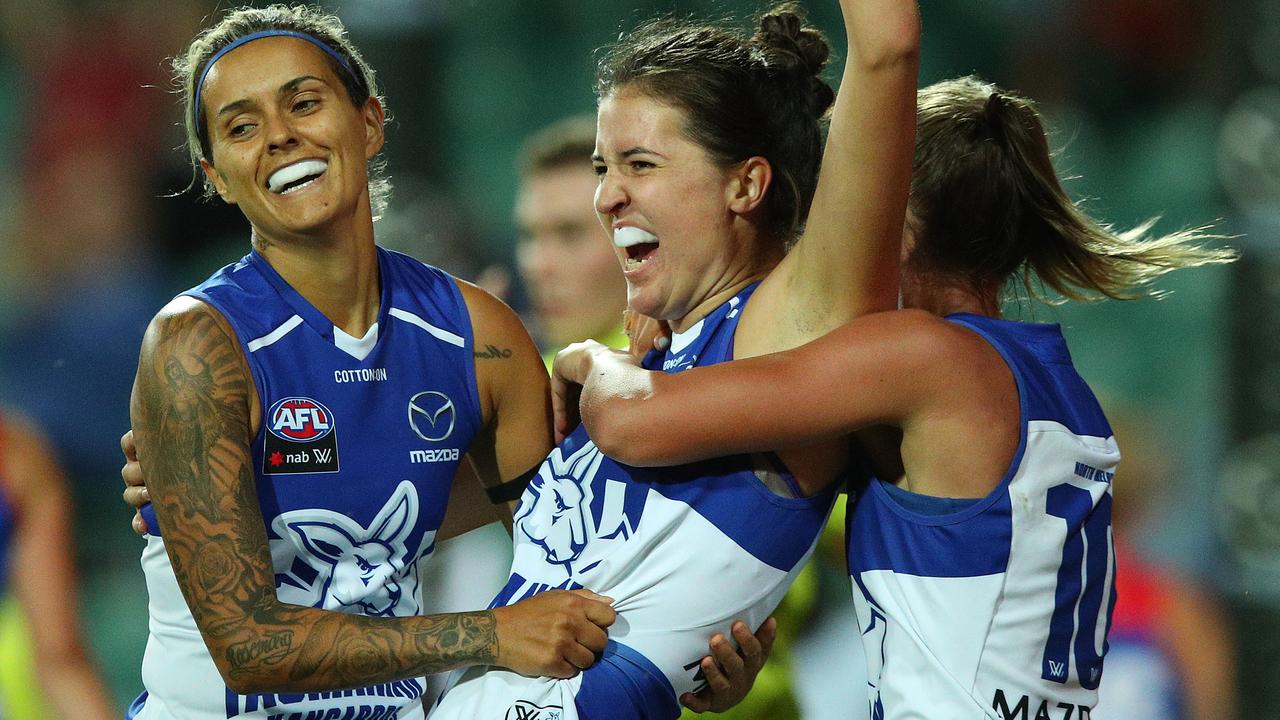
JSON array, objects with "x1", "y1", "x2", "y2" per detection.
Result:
[
  {"x1": 408, "y1": 391, "x2": 455, "y2": 442},
  {"x1": 268, "y1": 397, "x2": 335, "y2": 442}
]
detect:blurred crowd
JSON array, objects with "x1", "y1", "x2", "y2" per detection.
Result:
[{"x1": 0, "y1": 0, "x2": 1274, "y2": 717}]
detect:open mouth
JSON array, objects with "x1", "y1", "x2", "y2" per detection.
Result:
[
  {"x1": 267, "y1": 159, "x2": 328, "y2": 195},
  {"x1": 613, "y1": 226, "x2": 659, "y2": 271}
]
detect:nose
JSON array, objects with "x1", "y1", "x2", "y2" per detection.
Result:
[
  {"x1": 262, "y1": 110, "x2": 299, "y2": 154},
  {"x1": 594, "y1": 171, "x2": 628, "y2": 219}
]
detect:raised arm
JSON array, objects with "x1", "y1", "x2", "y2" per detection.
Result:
[
  {"x1": 3, "y1": 415, "x2": 116, "y2": 720},
  {"x1": 744, "y1": 0, "x2": 919, "y2": 353},
  {"x1": 131, "y1": 297, "x2": 609, "y2": 694}
]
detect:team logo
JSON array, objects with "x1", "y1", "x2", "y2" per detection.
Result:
[
  {"x1": 264, "y1": 397, "x2": 339, "y2": 474},
  {"x1": 408, "y1": 391, "x2": 455, "y2": 442},
  {"x1": 268, "y1": 397, "x2": 335, "y2": 441},
  {"x1": 506, "y1": 701, "x2": 563, "y2": 720},
  {"x1": 512, "y1": 438, "x2": 645, "y2": 579},
  {"x1": 271, "y1": 481, "x2": 430, "y2": 617}
]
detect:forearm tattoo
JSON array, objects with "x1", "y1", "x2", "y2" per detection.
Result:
[{"x1": 133, "y1": 305, "x2": 498, "y2": 691}]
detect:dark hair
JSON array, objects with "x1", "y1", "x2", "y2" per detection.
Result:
[
  {"x1": 596, "y1": 3, "x2": 834, "y2": 244},
  {"x1": 173, "y1": 4, "x2": 391, "y2": 218},
  {"x1": 518, "y1": 114, "x2": 597, "y2": 177},
  {"x1": 908, "y1": 76, "x2": 1236, "y2": 302}
]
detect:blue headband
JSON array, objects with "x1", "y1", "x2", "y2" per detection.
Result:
[{"x1": 193, "y1": 29, "x2": 360, "y2": 131}]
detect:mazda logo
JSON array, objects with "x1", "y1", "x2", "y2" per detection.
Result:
[{"x1": 408, "y1": 391, "x2": 455, "y2": 442}]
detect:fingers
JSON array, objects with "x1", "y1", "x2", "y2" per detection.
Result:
[
  {"x1": 122, "y1": 484, "x2": 150, "y2": 509},
  {"x1": 680, "y1": 690, "x2": 712, "y2": 713},
  {"x1": 120, "y1": 429, "x2": 137, "y2": 460},
  {"x1": 132, "y1": 511, "x2": 148, "y2": 536},
  {"x1": 700, "y1": 641, "x2": 733, "y2": 697},
  {"x1": 754, "y1": 616, "x2": 777, "y2": 659},
  {"x1": 710, "y1": 630, "x2": 746, "y2": 679},
  {"x1": 733, "y1": 618, "x2": 770, "y2": 672},
  {"x1": 561, "y1": 642, "x2": 597, "y2": 676},
  {"x1": 567, "y1": 589, "x2": 617, "y2": 628}
]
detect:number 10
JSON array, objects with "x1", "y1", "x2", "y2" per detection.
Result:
[{"x1": 1041, "y1": 483, "x2": 1115, "y2": 690}]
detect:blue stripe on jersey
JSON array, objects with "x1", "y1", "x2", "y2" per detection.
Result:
[
  {"x1": 848, "y1": 479, "x2": 1014, "y2": 577},
  {"x1": 637, "y1": 460, "x2": 837, "y2": 571},
  {"x1": 947, "y1": 314, "x2": 1112, "y2": 438},
  {"x1": 576, "y1": 641, "x2": 680, "y2": 720},
  {"x1": 878, "y1": 480, "x2": 980, "y2": 515}
]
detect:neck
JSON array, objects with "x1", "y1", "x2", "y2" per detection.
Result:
[
  {"x1": 667, "y1": 227, "x2": 784, "y2": 334},
  {"x1": 254, "y1": 223, "x2": 381, "y2": 337},
  {"x1": 902, "y1": 270, "x2": 1001, "y2": 318}
]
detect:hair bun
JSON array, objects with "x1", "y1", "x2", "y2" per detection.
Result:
[{"x1": 752, "y1": 5, "x2": 834, "y2": 119}]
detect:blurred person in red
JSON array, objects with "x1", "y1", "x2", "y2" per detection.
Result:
[{"x1": 0, "y1": 411, "x2": 116, "y2": 719}]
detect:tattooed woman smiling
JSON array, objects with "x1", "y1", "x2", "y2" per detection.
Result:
[{"x1": 124, "y1": 6, "x2": 617, "y2": 719}]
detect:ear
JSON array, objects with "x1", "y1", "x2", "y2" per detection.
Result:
[
  {"x1": 725, "y1": 156, "x2": 772, "y2": 216},
  {"x1": 363, "y1": 96, "x2": 386, "y2": 159},
  {"x1": 200, "y1": 158, "x2": 236, "y2": 205}
]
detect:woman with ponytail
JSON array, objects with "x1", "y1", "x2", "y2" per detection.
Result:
[
  {"x1": 431, "y1": 0, "x2": 919, "y2": 717},
  {"x1": 553, "y1": 75, "x2": 1236, "y2": 717}
]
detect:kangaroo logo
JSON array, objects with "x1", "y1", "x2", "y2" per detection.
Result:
[
  {"x1": 514, "y1": 443, "x2": 604, "y2": 573},
  {"x1": 271, "y1": 481, "x2": 429, "y2": 616}
]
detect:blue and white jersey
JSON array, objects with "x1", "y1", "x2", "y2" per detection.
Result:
[
  {"x1": 131, "y1": 247, "x2": 482, "y2": 720},
  {"x1": 848, "y1": 314, "x2": 1118, "y2": 720},
  {"x1": 433, "y1": 285, "x2": 836, "y2": 720}
]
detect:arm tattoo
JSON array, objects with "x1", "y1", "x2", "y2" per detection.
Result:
[
  {"x1": 132, "y1": 303, "x2": 500, "y2": 692},
  {"x1": 474, "y1": 343, "x2": 515, "y2": 360}
]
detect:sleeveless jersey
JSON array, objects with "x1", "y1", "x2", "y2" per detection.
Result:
[
  {"x1": 433, "y1": 285, "x2": 836, "y2": 720},
  {"x1": 130, "y1": 247, "x2": 483, "y2": 720},
  {"x1": 848, "y1": 314, "x2": 1118, "y2": 720}
]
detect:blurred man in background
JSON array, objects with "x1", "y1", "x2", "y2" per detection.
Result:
[{"x1": 512, "y1": 115, "x2": 629, "y2": 367}]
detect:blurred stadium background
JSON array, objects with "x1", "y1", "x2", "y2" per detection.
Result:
[{"x1": 0, "y1": 0, "x2": 1274, "y2": 716}]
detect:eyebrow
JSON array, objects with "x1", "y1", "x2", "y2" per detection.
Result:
[
  {"x1": 214, "y1": 75, "x2": 327, "y2": 119},
  {"x1": 592, "y1": 146, "x2": 663, "y2": 163}
]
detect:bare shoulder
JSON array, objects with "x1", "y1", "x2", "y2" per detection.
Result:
[
  {"x1": 455, "y1": 275, "x2": 540, "y2": 351},
  {"x1": 452, "y1": 279, "x2": 547, "y2": 417},
  {"x1": 137, "y1": 295, "x2": 245, "y2": 366},
  {"x1": 132, "y1": 295, "x2": 253, "y2": 441}
]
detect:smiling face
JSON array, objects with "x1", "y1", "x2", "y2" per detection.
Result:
[
  {"x1": 197, "y1": 36, "x2": 384, "y2": 245},
  {"x1": 593, "y1": 88, "x2": 774, "y2": 331}
]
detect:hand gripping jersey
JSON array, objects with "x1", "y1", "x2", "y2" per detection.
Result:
[
  {"x1": 129, "y1": 248, "x2": 482, "y2": 720},
  {"x1": 848, "y1": 314, "x2": 1118, "y2": 720},
  {"x1": 432, "y1": 285, "x2": 836, "y2": 720}
]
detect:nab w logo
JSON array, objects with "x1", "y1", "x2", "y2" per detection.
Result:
[
  {"x1": 268, "y1": 397, "x2": 334, "y2": 442},
  {"x1": 1047, "y1": 660, "x2": 1066, "y2": 678},
  {"x1": 271, "y1": 481, "x2": 431, "y2": 616}
]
